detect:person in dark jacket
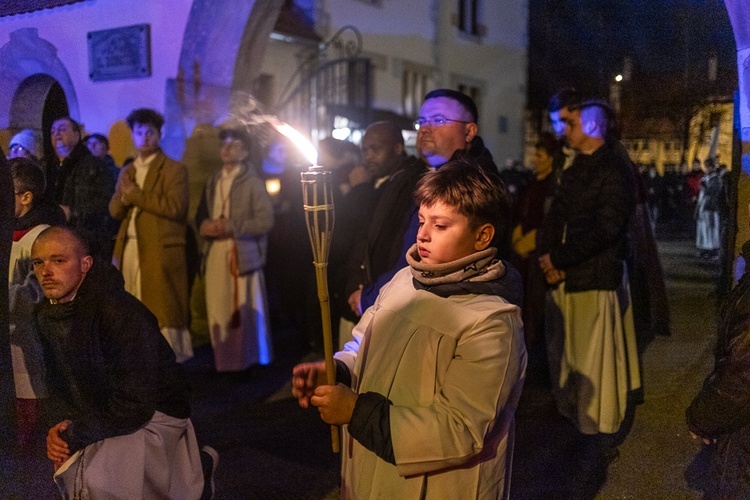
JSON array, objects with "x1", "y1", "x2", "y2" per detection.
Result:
[
  {"x1": 32, "y1": 226, "x2": 207, "y2": 498},
  {"x1": 687, "y1": 241, "x2": 750, "y2": 499},
  {"x1": 48, "y1": 117, "x2": 116, "y2": 258},
  {"x1": 350, "y1": 89, "x2": 508, "y2": 317},
  {"x1": 538, "y1": 100, "x2": 640, "y2": 477},
  {"x1": 344, "y1": 122, "x2": 426, "y2": 320}
]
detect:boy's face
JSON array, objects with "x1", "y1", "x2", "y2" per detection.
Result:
[
  {"x1": 417, "y1": 201, "x2": 488, "y2": 265},
  {"x1": 13, "y1": 181, "x2": 31, "y2": 218},
  {"x1": 131, "y1": 122, "x2": 161, "y2": 157}
]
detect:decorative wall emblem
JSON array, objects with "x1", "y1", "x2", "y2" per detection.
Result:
[{"x1": 87, "y1": 24, "x2": 151, "y2": 81}]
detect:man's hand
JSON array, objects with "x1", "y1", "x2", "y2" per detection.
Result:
[
  {"x1": 311, "y1": 383, "x2": 358, "y2": 425},
  {"x1": 348, "y1": 165, "x2": 372, "y2": 187},
  {"x1": 690, "y1": 431, "x2": 717, "y2": 446},
  {"x1": 292, "y1": 361, "x2": 327, "y2": 408},
  {"x1": 539, "y1": 253, "x2": 553, "y2": 273},
  {"x1": 119, "y1": 170, "x2": 140, "y2": 200},
  {"x1": 544, "y1": 268, "x2": 566, "y2": 285},
  {"x1": 539, "y1": 253, "x2": 565, "y2": 284},
  {"x1": 348, "y1": 286, "x2": 363, "y2": 316},
  {"x1": 47, "y1": 420, "x2": 72, "y2": 470}
]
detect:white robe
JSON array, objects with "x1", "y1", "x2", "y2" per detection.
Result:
[
  {"x1": 54, "y1": 411, "x2": 203, "y2": 499},
  {"x1": 205, "y1": 167, "x2": 272, "y2": 371},
  {"x1": 546, "y1": 273, "x2": 641, "y2": 435}
]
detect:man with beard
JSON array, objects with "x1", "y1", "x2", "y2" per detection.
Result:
[
  {"x1": 32, "y1": 226, "x2": 213, "y2": 498},
  {"x1": 341, "y1": 122, "x2": 424, "y2": 333}
]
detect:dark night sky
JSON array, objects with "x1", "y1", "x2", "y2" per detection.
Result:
[{"x1": 527, "y1": 0, "x2": 737, "y2": 111}]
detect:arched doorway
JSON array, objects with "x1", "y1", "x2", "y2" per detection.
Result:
[{"x1": 9, "y1": 74, "x2": 69, "y2": 163}]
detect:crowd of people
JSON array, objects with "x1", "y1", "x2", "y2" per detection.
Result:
[{"x1": 3, "y1": 84, "x2": 744, "y2": 497}]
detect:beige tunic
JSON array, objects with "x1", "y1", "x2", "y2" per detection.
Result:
[
  {"x1": 335, "y1": 267, "x2": 526, "y2": 499},
  {"x1": 546, "y1": 275, "x2": 641, "y2": 435}
]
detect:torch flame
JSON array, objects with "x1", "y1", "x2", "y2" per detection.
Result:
[{"x1": 273, "y1": 122, "x2": 318, "y2": 166}]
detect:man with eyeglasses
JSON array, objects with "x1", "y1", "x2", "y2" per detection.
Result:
[
  {"x1": 415, "y1": 88, "x2": 499, "y2": 174},
  {"x1": 347, "y1": 90, "x2": 505, "y2": 318}
]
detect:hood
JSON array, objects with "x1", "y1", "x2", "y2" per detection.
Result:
[
  {"x1": 77, "y1": 258, "x2": 126, "y2": 298},
  {"x1": 451, "y1": 135, "x2": 499, "y2": 176}
]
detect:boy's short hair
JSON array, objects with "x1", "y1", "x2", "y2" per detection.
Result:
[
  {"x1": 126, "y1": 108, "x2": 165, "y2": 130},
  {"x1": 10, "y1": 157, "x2": 46, "y2": 202},
  {"x1": 415, "y1": 159, "x2": 507, "y2": 233}
]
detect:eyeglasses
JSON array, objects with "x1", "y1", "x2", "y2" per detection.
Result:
[
  {"x1": 10, "y1": 144, "x2": 29, "y2": 154},
  {"x1": 414, "y1": 116, "x2": 472, "y2": 131}
]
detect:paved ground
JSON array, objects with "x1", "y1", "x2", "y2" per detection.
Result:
[{"x1": 2, "y1": 223, "x2": 723, "y2": 499}]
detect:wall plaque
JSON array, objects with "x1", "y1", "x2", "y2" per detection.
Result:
[{"x1": 87, "y1": 24, "x2": 151, "y2": 82}]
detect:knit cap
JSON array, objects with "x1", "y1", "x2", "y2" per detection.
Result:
[{"x1": 10, "y1": 129, "x2": 43, "y2": 159}]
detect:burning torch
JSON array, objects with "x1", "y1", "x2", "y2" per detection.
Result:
[
  {"x1": 272, "y1": 122, "x2": 339, "y2": 452},
  {"x1": 301, "y1": 165, "x2": 339, "y2": 452}
]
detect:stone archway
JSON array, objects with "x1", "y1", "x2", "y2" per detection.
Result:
[
  {"x1": 162, "y1": 0, "x2": 285, "y2": 160},
  {"x1": 10, "y1": 73, "x2": 69, "y2": 161},
  {"x1": 0, "y1": 28, "x2": 79, "y2": 131}
]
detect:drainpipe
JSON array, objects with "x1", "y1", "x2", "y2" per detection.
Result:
[{"x1": 430, "y1": 0, "x2": 445, "y2": 88}]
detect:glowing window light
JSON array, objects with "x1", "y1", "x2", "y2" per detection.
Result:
[
  {"x1": 331, "y1": 127, "x2": 351, "y2": 140},
  {"x1": 265, "y1": 178, "x2": 281, "y2": 196}
]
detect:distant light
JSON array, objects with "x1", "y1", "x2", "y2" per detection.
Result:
[
  {"x1": 331, "y1": 127, "x2": 351, "y2": 140},
  {"x1": 615, "y1": 74, "x2": 623, "y2": 82},
  {"x1": 265, "y1": 178, "x2": 281, "y2": 196}
]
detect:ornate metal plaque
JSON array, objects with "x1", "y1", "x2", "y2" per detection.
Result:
[{"x1": 88, "y1": 24, "x2": 151, "y2": 81}]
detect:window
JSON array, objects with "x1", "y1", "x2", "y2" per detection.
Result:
[
  {"x1": 642, "y1": 141, "x2": 649, "y2": 151},
  {"x1": 402, "y1": 62, "x2": 431, "y2": 117},
  {"x1": 664, "y1": 142, "x2": 671, "y2": 151},
  {"x1": 498, "y1": 116, "x2": 508, "y2": 134},
  {"x1": 458, "y1": 0, "x2": 480, "y2": 36}
]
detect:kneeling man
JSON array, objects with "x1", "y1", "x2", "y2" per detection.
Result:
[{"x1": 32, "y1": 226, "x2": 205, "y2": 498}]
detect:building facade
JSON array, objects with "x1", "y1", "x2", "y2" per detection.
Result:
[{"x1": 0, "y1": 0, "x2": 527, "y2": 173}]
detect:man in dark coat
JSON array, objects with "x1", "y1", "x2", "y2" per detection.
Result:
[
  {"x1": 344, "y1": 122, "x2": 425, "y2": 318},
  {"x1": 349, "y1": 89, "x2": 510, "y2": 312},
  {"x1": 48, "y1": 117, "x2": 116, "y2": 258},
  {"x1": 32, "y1": 226, "x2": 209, "y2": 497},
  {"x1": 687, "y1": 241, "x2": 750, "y2": 499},
  {"x1": 538, "y1": 100, "x2": 640, "y2": 486}
]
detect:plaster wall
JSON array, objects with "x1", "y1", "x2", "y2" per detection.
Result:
[
  {"x1": 320, "y1": 0, "x2": 528, "y2": 162},
  {"x1": 0, "y1": 0, "x2": 193, "y2": 137}
]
